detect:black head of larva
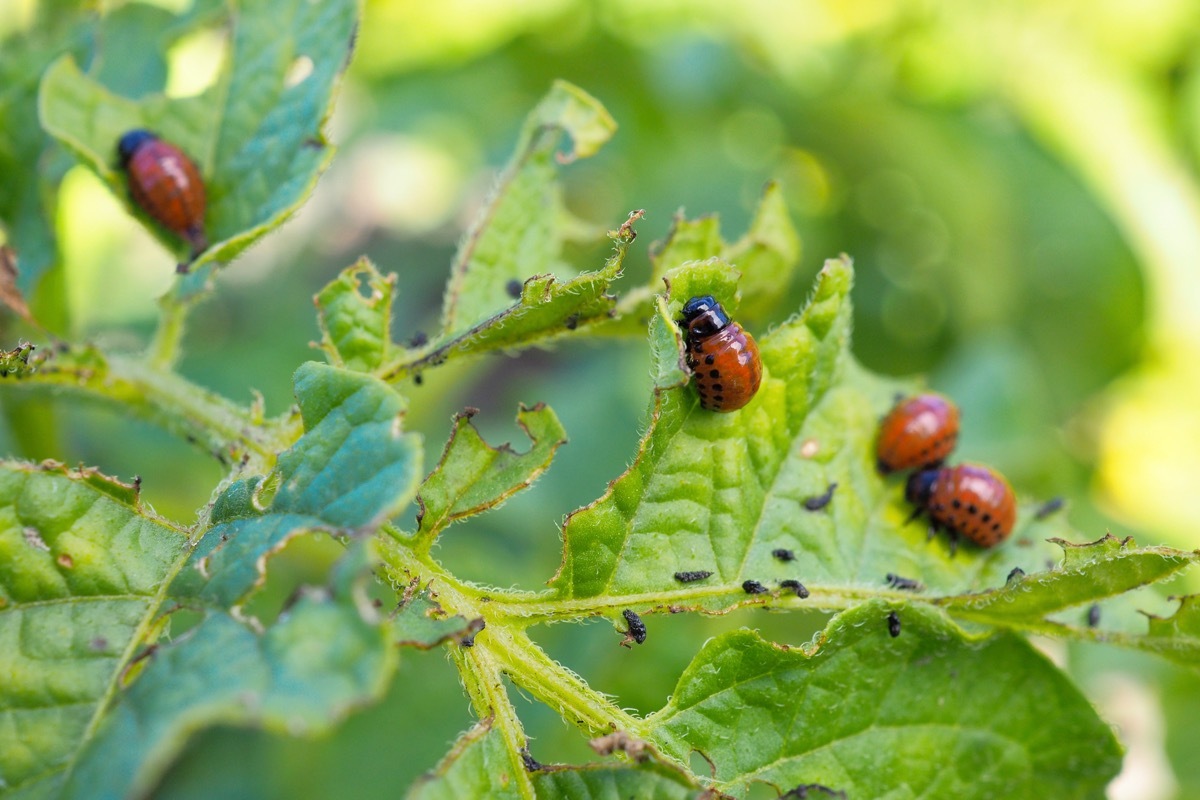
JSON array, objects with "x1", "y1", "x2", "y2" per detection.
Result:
[
  {"x1": 679, "y1": 295, "x2": 730, "y2": 339},
  {"x1": 905, "y1": 468, "x2": 939, "y2": 508},
  {"x1": 117, "y1": 129, "x2": 157, "y2": 167}
]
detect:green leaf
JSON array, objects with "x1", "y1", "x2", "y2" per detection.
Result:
[
  {"x1": 941, "y1": 533, "x2": 1199, "y2": 625},
  {"x1": 38, "y1": 0, "x2": 357, "y2": 289},
  {"x1": 605, "y1": 181, "x2": 802, "y2": 335},
  {"x1": 440, "y1": 80, "x2": 617, "y2": 336},
  {"x1": 414, "y1": 404, "x2": 567, "y2": 548},
  {"x1": 548, "y1": 257, "x2": 1083, "y2": 609},
  {"x1": 646, "y1": 601, "x2": 1121, "y2": 799},
  {"x1": 63, "y1": 541, "x2": 395, "y2": 800},
  {"x1": 723, "y1": 181, "x2": 803, "y2": 320},
  {"x1": 315, "y1": 258, "x2": 398, "y2": 373},
  {"x1": 0, "y1": 3, "x2": 92, "y2": 296},
  {"x1": 394, "y1": 582, "x2": 484, "y2": 649},
  {"x1": 0, "y1": 462, "x2": 188, "y2": 799},
  {"x1": 532, "y1": 765, "x2": 707, "y2": 799},
  {"x1": 174, "y1": 363, "x2": 423, "y2": 607},
  {"x1": 408, "y1": 721, "x2": 524, "y2": 800},
  {"x1": 382, "y1": 211, "x2": 643, "y2": 383}
]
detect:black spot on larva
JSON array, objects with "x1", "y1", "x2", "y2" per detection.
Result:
[
  {"x1": 968, "y1": 503, "x2": 978, "y2": 515},
  {"x1": 705, "y1": 354, "x2": 715, "y2": 365},
  {"x1": 742, "y1": 580, "x2": 769, "y2": 594},
  {"x1": 772, "y1": 548, "x2": 795, "y2": 561},
  {"x1": 713, "y1": 395, "x2": 724, "y2": 403},
  {"x1": 887, "y1": 611, "x2": 901, "y2": 637},
  {"x1": 992, "y1": 522, "x2": 1001, "y2": 532},
  {"x1": 712, "y1": 384, "x2": 723, "y2": 392},
  {"x1": 674, "y1": 570, "x2": 713, "y2": 583},
  {"x1": 934, "y1": 503, "x2": 945, "y2": 512},
  {"x1": 709, "y1": 369, "x2": 720, "y2": 378},
  {"x1": 952, "y1": 499, "x2": 962, "y2": 509},
  {"x1": 982, "y1": 512, "x2": 992, "y2": 523}
]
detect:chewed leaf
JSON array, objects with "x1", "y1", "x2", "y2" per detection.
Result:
[
  {"x1": 548, "y1": 256, "x2": 1094, "y2": 608},
  {"x1": 382, "y1": 211, "x2": 642, "y2": 383},
  {"x1": 315, "y1": 258, "x2": 398, "y2": 372},
  {"x1": 441, "y1": 81, "x2": 617, "y2": 335},
  {"x1": 415, "y1": 404, "x2": 567, "y2": 549},
  {"x1": 646, "y1": 602, "x2": 1120, "y2": 799},
  {"x1": 408, "y1": 720, "x2": 525, "y2": 800},
  {"x1": 65, "y1": 542, "x2": 395, "y2": 800},
  {"x1": 605, "y1": 181, "x2": 802, "y2": 335},
  {"x1": 174, "y1": 364, "x2": 423, "y2": 607},
  {"x1": 941, "y1": 534, "x2": 1199, "y2": 624},
  {"x1": 38, "y1": 0, "x2": 356, "y2": 290},
  {"x1": 0, "y1": 463, "x2": 188, "y2": 799},
  {"x1": 723, "y1": 181, "x2": 802, "y2": 319},
  {"x1": 394, "y1": 583, "x2": 484, "y2": 649}
]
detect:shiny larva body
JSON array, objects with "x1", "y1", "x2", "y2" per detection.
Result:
[
  {"x1": 117, "y1": 130, "x2": 208, "y2": 256},
  {"x1": 906, "y1": 463, "x2": 1017, "y2": 549},
  {"x1": 876, "y1": 393, "x2": 960, "y2": 474},
  {"x1": 679, "y1": 295, "x2": 762, "y2": 413}
]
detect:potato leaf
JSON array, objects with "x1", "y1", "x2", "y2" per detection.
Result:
[
  {"x1": 38, "y1": 0, "x2": 357, "y2": 292},
  {"x1": 646, "y1": 601, "x2": 1120, "y2": 799}
]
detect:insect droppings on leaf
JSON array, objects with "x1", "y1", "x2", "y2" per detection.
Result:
[
  {"x1": 782, "y1": 783, "x2": 848, "y2": 799},
  {"x1": 1035, "y1": 496, "x2": 1066, "y2": 520},
  {"x1": 779, "y1": 579, "x2": 809, "y2": 598},
  {"x1": 506, "y1": 279, "x2": 523, "y2": 299},
  {"x1": 674, "y1": 570, "x2": 713, "y2": 583},
  {"x1": 803, "y1": 482, "x2": 838, "y2": 511},
  {"x1": 1087, "y1": 603, "x2": 1101, "y2": 628},
  {"x1": 772, "y1": 548, "x2": 795, "y2": 562},
  {"x1": 742, "y1": 580, "x2": 769, "y2": 594},
  {"x1": 620, "y1": 609, "x2": 646, "y2": 646},
  {"x1": 1006, "y1": 566, "x2": 1026, "y2": 584},
  {"x1": 520, "y1": 747, "x2": 543, "y2": 772},
  {"x1": 887, "y1": 611, "x2": 901, "y2": 638},
  {"x1": 407, "y1": 331, "x2": 428, "y2": 348},
  {"x1": 885, "y1": 573, "x2": 924, "y2": 592}
]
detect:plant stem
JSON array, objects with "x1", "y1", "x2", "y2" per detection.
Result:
[
  {"x1": 146, "y1": 292, "x2": 194, "y2": 371},
  {"x1": 450, "y1": 645, "x2": 538, "y2": 799},
  {"x1": 5, "y1": 344, "x2": 288, "y2": 469},
  {"x1": 377, "y1": 534, "x2": 641, "y2": 740}
]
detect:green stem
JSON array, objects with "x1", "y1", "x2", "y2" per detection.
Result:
[
  {"x1": 484, "y1": 584, "x2": 884, "y2": 624},
  {"x1": 5, "y1": 344, "x2": 291, "y2": 470},
  {"x1": 377, "y1": 534, "x2": 640, "y2": 740},
  {"x1": 146, "y1": 292, "x2": 194, "y2": 371},
  {"x1": 450, "y1": 645, "x2": 537, "y2": 799}
]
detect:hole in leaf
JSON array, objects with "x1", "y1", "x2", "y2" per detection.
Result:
[
  {"x1": 165, "y1": 26, "x2": 228, "y2": 98},
  {"x1": 285, "y1": 54, "x2": 314, "y2": 89}
]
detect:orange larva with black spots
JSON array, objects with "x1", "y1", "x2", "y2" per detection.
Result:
[
  {"x1": 679, "y1": 295, "x2": 762, "y2": 413},
  {"x1": 876, "y1": 393, "x2": 960, "y2": 474},
  {"x1": 906, "y1": 463, "x2": 1017, "y2": 553},
  {"x1": 117, "y1": 130, "x2": 208, "y2": 257}
]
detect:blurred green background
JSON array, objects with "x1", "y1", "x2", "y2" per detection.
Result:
[{"x1": 4, "y1": 0, "x2": 1200, "y2": 797}]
